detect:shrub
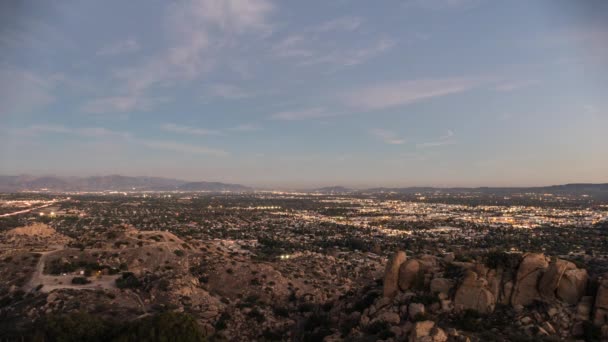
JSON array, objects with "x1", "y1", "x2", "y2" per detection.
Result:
[
  {"x1": 71, "y1": 277, "x2": 91, "y2": 285},
  {"x1": 116, "y1": 272, "x2": 141, "y2": 289}
]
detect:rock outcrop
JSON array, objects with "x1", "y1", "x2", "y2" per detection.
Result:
[
  {"x1": 430, "y1": 277, "x2": 453, "y2": 295},
  {"x1": 454, "y1": 270, "x2": 496, "y2": 314},
  {"x1": 398, "y1": 259, "x2": 420, "y2": 291},
  {"x1": 409, "y1": 320, "x2": 447, "y2": 342},
  {"x1": 594, "y1": 276, "x2": 608, "y2": 326},
  {"x1": 511, "y1": 253, "x2": 549, "y2": 306},
  {"x1": 539, "y1": 258, "x2": 588, "y2": 305},
  {"x1": 384, "y1": 251, "x2": 407, "y2": 297}
]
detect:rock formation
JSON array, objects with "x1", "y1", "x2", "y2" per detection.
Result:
[
  {"x1": 454, "y1": 270, "x2": 496, "y2": 314},
  {"x1": 383, "y1": 251, "x2": 407, "y2": 297},
  {"x1": 511, "y1": 253, "x2": 549, "y2": 306},
  {"x1": 594, "y1": 276, "x2": 608, "y2": 326},
  {"x1": 398, "y1": 259, "x2": 420, "y2": 291},
  {"x1": 539, "y1": 258, "x2": 588, "y2": 304}
]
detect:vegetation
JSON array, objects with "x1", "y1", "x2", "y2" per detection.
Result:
[
  {"x1": 35, "y1": 311, "x2": 207, "y2": 342},
  {"x1": 115, "y1": 272, "x2": 141, "y2": 289},
  {"x1": 71, "y1": 277, "x2": 91, "y2": 285}
]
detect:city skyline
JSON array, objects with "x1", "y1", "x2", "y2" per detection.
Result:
[{"x1": 1, "y1": 0, "x2": 607, "y2": 187}]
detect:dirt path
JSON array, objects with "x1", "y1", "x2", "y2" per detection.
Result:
[{"x1": 24, "y1": 247, "x2": 119, "y2": 293}]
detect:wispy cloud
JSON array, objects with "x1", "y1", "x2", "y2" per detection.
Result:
[
  {"x1": 115, "y1": 0, "x2": 274, "y2": 94},
  {"x1": 296, "y1": 38, "x2": 396, "y2": 67},
  {"x1": 416, "y1": 129, "x2": 456, "y2": 148},
  {"x1": 370, "y1": 128, "x2": 406, "y2": 145},
  {"x1": 18, "y1": 124, "x2": 132, "y2": 139},
  {"x1": 82, "y1": 95, "x2": 169, "y2": 114},
  {"x1": 403, "y1": 0, "x2": 481, "y2": 11},
  {"x1": 342, "y1": 78, "x2": 483, "y2": 110},
  {"x1": 137, "y1": 139, "x2": 228, "y2": 156},
  {"x1": 17, "y1": 124, "x2": 227, "y2": 156},
  {"x1": 204, "y1": 84, "x2": 254, "y2": 100},
  {"x1": 0, "y1": 68, "x2": 62, "y2": 116},
  {"x1": 493, "y1": 79, "x2": 539, "y2": 92},
  {"x1": 310, "y1": 16, "x2": 363, "y2": 33},
  {"x1": 229, "y1": 123, "x2": 262, "y2": 132},
  {"x1": 271, "y1": 16, "x2": 395, "y2": 68},
  {"x1": 270, "y1": 107, "x2": 339, "y2": 121},
  {"x1": 161, "y1": 123, "x2": 221, "y2": 136},
  {"x1": 97, "y1": 38, "x2": 140, "y2": 56}
]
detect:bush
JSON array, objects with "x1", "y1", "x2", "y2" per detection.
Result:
[
  {"x1": 115, "y1": 312, "x2": 206, "y2": 342},
  {"x1": 39, "y1": 311, "x2": 207, "y2": 342},
  {"x1": 485, "y1": 251, "x2": 520, "y2": 269},
  {"x1": 116, "y1": 272, "x2": 141, "y2": 289},
  {"x1": 41, "y1": 312, "x2": 109, "y2": 342},
  {"x1": 71, "y1": 277, "x2": 91, "y2": 285}
]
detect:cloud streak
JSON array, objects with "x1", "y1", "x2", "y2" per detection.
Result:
[
  {"x1": 161, "y1": 123, "x2": 221, "y2": 136},
  {"x1": 271, "y1": 16, "x2": 395, "y2": 68},
  {"x1": 17, "y1": 124, "x2": 227, "y2": 156},
  {"x1": 97, "y1": 38, "x2": 140, "y2": 56},
  {"x1": 137, "y1": 139, "x2": 228, "y2": 156},
  {"x1": 342, "y1": 78, "x2": 483, "y2": 110},
  {"x1": 370, "y1": 128, "x2": 406, "y2": 145},
  {"x1": 416, "y1": 129, "x2": 456, "y2": 148},
  {"x1": 270, "y1": 107, "x2": 340, "y2": 121}
]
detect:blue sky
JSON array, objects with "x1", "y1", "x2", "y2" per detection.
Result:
[{"x1": 0, "y1": 0, "x2": 606, "y2": 188}]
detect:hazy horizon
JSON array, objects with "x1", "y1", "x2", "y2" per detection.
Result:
[
  {"x1": 1, "y1": 0, "x2": 607, "y2": 187},
  {"x1": 2, "y1": 172, "x2": 608, "y2": 190}
]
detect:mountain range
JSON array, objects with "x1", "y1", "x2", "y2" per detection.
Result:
[
  {"x1": 0, "y1": 175, "x2": 607, "y2": 195},
  {"x1": 0, "y1": 175, "x2": 251, "y2": 192}
]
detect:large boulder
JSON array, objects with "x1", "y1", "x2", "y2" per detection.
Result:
[
  {"x1": 539, "y1": 258, "x2": 572, "y2": 301},
  {"x1": 539, "y1": 258, "x2": 588, "y2": 304},
  {"x1": 511, "y1": 253, "x2": 549, "y2": 306},
  {"x1": 557, "y1": 268, "x2": 588, "y2": 305},
  {"x1": 384, "y1": 251, "x2": 407, "y2": 297},
  {"x1": 408, "y1": 320, "x2": 434, "y2": 342},
  {"x1": 408, "y1": 303, "x2": 425, "y2": 320},
  {"x1": 430, "y1": 278, "x2": 453, "y2": 295},
  {"x1": 594, "y1": 276, "x2": 608, "y2": 326},
  {"x1": 408, "y1": 320, "x2": 447, "y2": 342},
  {"x1": 454, "y1": 271, "x2": 496, "y2": 314},
  {"x1": 399, "y1": 259, "x2": 420, "y2": 291},
  {"x1": 577, "y1": 296, "x2": 594, "y2": 321}
]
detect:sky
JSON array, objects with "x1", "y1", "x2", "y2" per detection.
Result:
[{"x1": 0, "y1": 0, "x2": 607, "y2": 188}]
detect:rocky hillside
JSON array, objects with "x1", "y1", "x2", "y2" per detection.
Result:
[{"x1": 323, "y1": 251, "x2": 608, "y2": 341}]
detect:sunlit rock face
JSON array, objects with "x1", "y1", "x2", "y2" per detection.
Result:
[
  {"x1": 383, "y1": 251, "x2": 407, "y2": 298},
  {"x1": 511, "y1": 253, "x2": 549, "y2": 306}
]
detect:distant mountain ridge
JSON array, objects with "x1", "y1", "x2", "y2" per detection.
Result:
[
  {"x1": 0, "y1": 175, "x2": 606, "y2": 195},
  {"x1": 364, "y1": 183, "x2": 608, "y2": 194},
  {"x1": 313, "y1": 186, "x2": 354, "y2": 193},
  {"x1": 0, "y1": 175, "x2": 251, "y2": 192}
]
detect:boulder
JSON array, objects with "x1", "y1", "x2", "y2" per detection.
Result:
[
  {"x1": 576, "y1": 296, "x2": 593, "y2": 321},
  {"x1": 501, "y1": 281, "x2": 514, "y2": 305},
  {"x1": 539, "y1": 258, "x2": 587, "y2": 304},
  {"x1": 539, "y1": 259, "x2": 573, "y2": 301},
  {"x1": 594, "y1": 276, "x2": 608, "y2": 326},
  {"x1": 429, "y1": 326, "x2": 448, "y2": 342},
  {"x1": 430, "y1": 278, "x2": 453, "y2": 295},
  {"x1": 399, "y1": 259, "x2": 421, "y2": 291},
  {"x1": 377, "y1": 311, "x2": 401, "y2": 325},
  {"x1": 409, "y1": 320, "x2": 435, "y2": 342},
  {"x1": 511, "y1": 253, "x2": 549, "y2": 306},
  {"x1": 557, "y1": 268, "x2": 588, "y2": 305},
  {"x1": 454, "y1": 271, "x2": 496, "y2": 314},
  {"x1": 443, "y1": 253, "x2": 455, "y2": 263},
  {"x1": 383, "y1": 251, "x2": 407, "y2": 297},
  {"x1": 409, "y1": 303, "x2": 425, "y2": 320}
]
